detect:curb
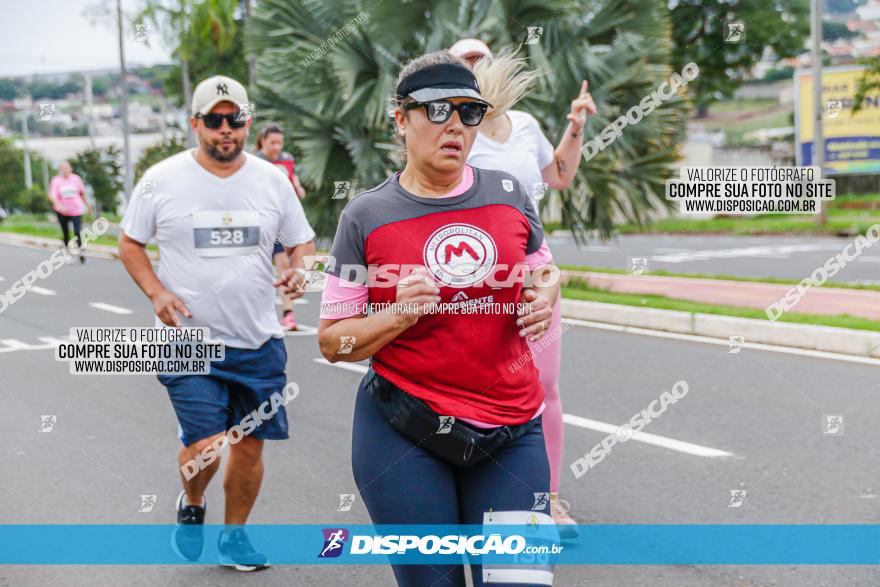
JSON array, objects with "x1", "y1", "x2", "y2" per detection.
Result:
[
  {"x1": 0, "y1": 232, "x2": 159, "y2": 262},
  {"x1": 561, "y1": 299, "x2": 880, "y2": 358}
]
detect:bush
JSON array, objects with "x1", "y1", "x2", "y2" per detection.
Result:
[{"x1": 135, "y1": 135, "x2": 188, "y2": 184}]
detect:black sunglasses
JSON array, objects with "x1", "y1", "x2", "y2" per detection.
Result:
[
  {"x1": 196, "y1": 112, "x2": 247, "y2": 129},
  {"x1": 403, "y1": 100, "x2": 488, "y2": 126}
]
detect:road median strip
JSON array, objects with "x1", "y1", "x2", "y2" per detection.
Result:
[{"x1": 560, "y1": 297, "x2": 880, "y2": 359}]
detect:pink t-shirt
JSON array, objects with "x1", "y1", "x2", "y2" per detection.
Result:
[
  {"x1": 50, "y1": 174, "x2": 86, "y2": 216},
  {"x1": 321, "y1": 164, "x2": 549, "y2": 428}
]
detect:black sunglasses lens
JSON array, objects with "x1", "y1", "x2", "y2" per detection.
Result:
[
  {"x1": 202, "y1": 114, "x2": 223, "y2": 129},
  {"x1": 201, "y1": 113, "x2": 246, "y2": 129},
  {"x1": 459, "y1": 103, "x2": 486, "y2": 125}
]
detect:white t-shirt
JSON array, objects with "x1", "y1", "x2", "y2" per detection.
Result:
[
  {"x1": 121, "y1": 150, "x2": 316, "y2": 349},
  {"x1": 467, "y1": 110, "x2": 555, "y2": 204}
]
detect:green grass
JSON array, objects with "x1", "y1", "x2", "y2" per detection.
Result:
[
  {"x1": 562, "y1": 281, "x2": 880, "y2": 333},
  {"x1": 706, "y1": 98, "x2": 778, "y2": 114},
  {"x1": 836, "y1": 193, "x2": 880, "y2": 204},
  {"x1": 557, "y1": 265, "x2": 880, "y2": 292},
  {"x1": 1, "y1": 215, "x2": 152, "y2": 250},
  {"x1": 700, "y1": 99, "x2": 793, "y2": 146},
  {"x1": 1, "y1": 223, "x2": 120, "y2": 247}
]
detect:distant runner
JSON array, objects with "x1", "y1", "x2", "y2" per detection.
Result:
[
  {"x1": 119, "y1": 75, "x2": 316, "y2": 572},
  {"x1": 49, "y1": 161, "x2": 92, "y2": 264}
]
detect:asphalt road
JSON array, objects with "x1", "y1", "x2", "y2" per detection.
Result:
[
  {"x1": 547, "y1": 233, "x2": 880, "y2": 284},
  {"x1": 1, "y1": 242, "x2": 878, "y2": 586}
]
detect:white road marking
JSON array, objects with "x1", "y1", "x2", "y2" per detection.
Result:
[
  {"x1": 562, "y1": 318, "x2": 880, "y2": 366},
  {"x1": 89, "y1": 302, "x2": 133, "y2": 315},
  {"x1": 562, "y1": 414, "x2": 732, "y2": 457},
  {"x1": 284, "y1": 324, "x2": 317, "y2": 336},
  {"x1": 315, "y1": 358, "x2": 734, "y2": 457},
  {"x1": 30, "y1": 286, "x2": 55, "y2": 296},
  {"x1": 0, "y1": 337, "x2": 71, "y2": 353},
  {"x1": 0, "y1": 339, "x2": 32, "y2": 351},
  {"x1": 313, "y1": 358, "x2": 369, "y2": 373},
  {"x1": 652, "y1": 244, "x2": 841, "y2": 263}
]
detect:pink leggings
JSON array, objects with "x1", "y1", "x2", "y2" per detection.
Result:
[{"x1": 529, "y1": 296, "x2": 563, "y2": 493}]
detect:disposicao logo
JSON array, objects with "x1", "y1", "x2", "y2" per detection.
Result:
[{"x1": 319, "y1": 528, "x2": 348, "y2": 558}]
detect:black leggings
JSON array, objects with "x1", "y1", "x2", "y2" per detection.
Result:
[
  {"x1": 56, "y1": 212, "x2": 82, "y2": 248},
  {"x1": 351, "y1": 373, "x2": 552, "y2": 586}
]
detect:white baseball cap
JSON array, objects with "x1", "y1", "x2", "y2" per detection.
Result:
[
  {"x1": 449, "y1": 39, "x2": 493, "y2": 61},
  {"x1": 191, "y1": 75, "x2": 249, "y2": 116}
]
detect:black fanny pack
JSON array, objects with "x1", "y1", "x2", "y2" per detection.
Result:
[{"x1": 364, "y1": 367, "x2": 539, "y2": 468}]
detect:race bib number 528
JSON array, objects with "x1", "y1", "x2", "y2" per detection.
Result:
[{"x1": 192, "y1": 210, "x2": 260, "y2": 257}]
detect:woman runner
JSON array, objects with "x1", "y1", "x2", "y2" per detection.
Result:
[
  {"x1": 318, "y1": 50, "x2": 561, "y2": 586},
  {"x1": 49, "y1": 161, "x2": 92, "y2": 264}
]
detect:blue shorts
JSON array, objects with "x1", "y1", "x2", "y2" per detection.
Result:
[{"x1": 158, "y1": 337, "x2": 289, "y2": 446}]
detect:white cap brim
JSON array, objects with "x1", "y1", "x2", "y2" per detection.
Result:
[{"x1": 407, "y1": 87, "x2": 492, "y2": 107}]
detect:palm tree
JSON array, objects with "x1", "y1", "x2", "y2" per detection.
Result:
[
  {"x1": 138, "y1": 0, "x2": 245, "y2": 146},
  {"x1": 247, "y1": 0, "x2": 690, "y2": 239}
]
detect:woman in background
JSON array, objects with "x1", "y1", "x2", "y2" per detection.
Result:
[
  {"x1": 49, "y1": 161, "x2": 92, "y2": 264},
  {"x1": 451, "y1": 39, "x2": 597, "y2": 536},
  {"x1": 255, "y1": 124, "x2": 306, "y2": 330}
]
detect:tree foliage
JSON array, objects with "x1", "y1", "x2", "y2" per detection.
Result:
[
  {"x1": 247, "y1": 0, "x2": 691, "y2": 238},
  {"x1": 70, "y1": 146, "x2": 124, "y2": 215},
  {"x1": 669, "y1": 0, "x2": 810, "y2": 116}
]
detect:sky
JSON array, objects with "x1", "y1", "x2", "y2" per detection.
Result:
[{"x1": 0, "y1": 0, "x2": 172, "y2": 77}]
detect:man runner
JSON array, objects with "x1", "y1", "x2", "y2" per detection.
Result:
[{"x1": 118, "y1": 75, "x2": 316, "y2": 571}]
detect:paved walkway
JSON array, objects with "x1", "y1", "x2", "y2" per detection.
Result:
[{"x1": 564, "y1": 271, "x2": 880, "y2": 321}]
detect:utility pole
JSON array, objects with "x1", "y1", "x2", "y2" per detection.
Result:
[
  {"x1": 42, "y1": 159, "x2": 50, "y2": 193},
  {"x1": 84, "y1": 72, "x2": 96, "y2": 150},
  {"x1": 116, "y1": 0, "x2": 133, "y2": 199},
  {"x1": 811, "y1": 0, "x2": 826, "y2": 225},
  {"x1": 21, "y1": 112, "x2": 32, "y2": 190}
]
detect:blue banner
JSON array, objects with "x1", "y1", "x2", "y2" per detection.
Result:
[{"x1": 0, "y1": 525, "x2": 878, "y2": 565}]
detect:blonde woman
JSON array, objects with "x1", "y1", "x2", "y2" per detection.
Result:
[{"x1": 451, "y1": 39, "x2": 597, "y2": 537}]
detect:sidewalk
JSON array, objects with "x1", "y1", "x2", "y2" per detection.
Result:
[
  {"x1": 563, "y1": 271, "x2": 880, "y2": 321},
  {"x1": 0, "y1": 232, "x2": 158, "y2": 262}
]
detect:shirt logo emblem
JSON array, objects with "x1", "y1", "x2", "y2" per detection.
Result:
[
  {"x1": 423, "y1": 223, "x2": 497, "y2": 288},
  {"x1": 501, "y1": 179, "x2": 514, "y2": 192},
  {"x1": 221, "y1": 212, "x2": 233, "y2": 225}
]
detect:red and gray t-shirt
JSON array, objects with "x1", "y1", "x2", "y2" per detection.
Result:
[{"x1": 325, "y1": 166, "x2": 546, "y2": 425}]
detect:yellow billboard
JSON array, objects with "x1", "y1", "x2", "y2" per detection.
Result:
[{"x1": 795, "y1": 65, "x2": 880, "y2": 174}]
